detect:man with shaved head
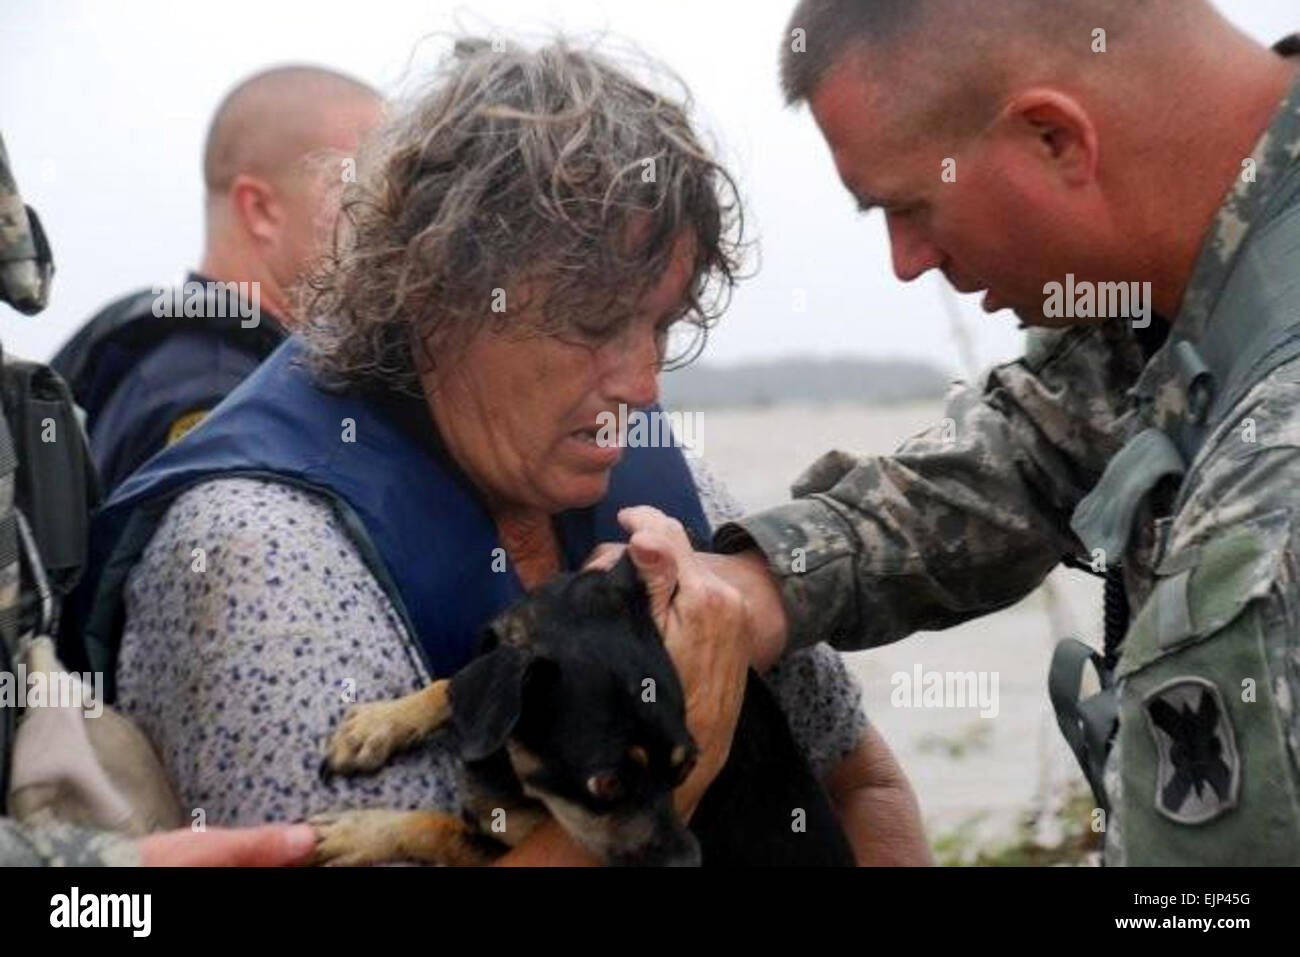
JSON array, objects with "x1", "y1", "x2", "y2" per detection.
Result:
[
  {"x1": 686, "y1": 2, "x2": 1300, "y2": 864},
  {"x1": 53, "y1": 65, "x2": 381, "y2": 492}
]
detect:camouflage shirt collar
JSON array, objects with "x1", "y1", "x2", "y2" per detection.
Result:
[{"x1": 1133, "y1": 60, "x2": 1300, "y2": 404}]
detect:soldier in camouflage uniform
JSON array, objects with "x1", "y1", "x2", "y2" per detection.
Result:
[
  {"x1": 0, "y1": 138, "x2": 52, "y2": 317},
  {"x1": 1, "y1": 131, "x2": 140, "y2": 866},
  {"x1": 2, "y1": 132, "x2": 317, "y2": 867},
  {"x1": 700, "y1": 2, "x2": 1300, "y2": 863},
  {"x1": 0, "y1": 816, "x2": 322, "y2": 866},
  {"x1": 0, "y1": 818, "x2": 141, "y2": 867}
]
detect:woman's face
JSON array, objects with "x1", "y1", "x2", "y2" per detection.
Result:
[{"x1": 421, "y1": 234, "x2": 697, "y2": 515}]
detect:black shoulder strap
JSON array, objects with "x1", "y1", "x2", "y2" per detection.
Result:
[
  {"x1": 51, "y1": 283, "x2": 285, "y2": 409},
  {"x1": 48, "y1": 287, "x2": 158, "y2": 397},
  {"x1": 0, "y1": 349, "x2": 18, "y2": 814},
  {"x1": 0, "y1": 367, "x2": 19, "y2": 650},
  {"x1": 0, "y1": 357, "x2": 100, "y2": 619}
]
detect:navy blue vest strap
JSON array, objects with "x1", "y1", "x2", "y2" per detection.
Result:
[{"x1": 82, "y1": 338, "x2": 709, "y2": 695}]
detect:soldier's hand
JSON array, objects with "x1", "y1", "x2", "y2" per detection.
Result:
[{"x1": 137, "y1": 823, "x2": 318, "y2": 866}]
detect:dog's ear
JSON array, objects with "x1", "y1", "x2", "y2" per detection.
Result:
[{"x1": 451, "y1": 644, "x2": 552, "y2": 762}]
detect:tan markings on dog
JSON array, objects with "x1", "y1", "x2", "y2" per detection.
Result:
[
  {"x1": 526, "y1": 788, "x2": 660, "y2": 861},
  {"x1": 505, "y1": 740, "x2": 545, "y2": 778},
  {"x1": 309, "y1": 808, "x2": 495, "y2": 866},
  {"x1": 628, "y1": 745, "x2": 650, "y2": 768},
  {"x1": 458, "y1": 766, "x2": 550, "y2": 849},
  {"x1": 323, "y1": 679, "x2": 452, "y2": 774},
  {"x1": 506, "y1": 742, "x2": 658, "y2": 860},
  {"x1": 670, "y1": 745, "x2": 687, "y2": 767},
  {"x1": 483, "y1": 803, "x2": 550, "y2": 849}
]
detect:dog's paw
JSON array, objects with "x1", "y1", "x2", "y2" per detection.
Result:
[
  {"x1": 308, "y1": 809, "x2": 497, "y2": 867},
  {"x1": 309, "y1": 810, "x2": 408, "y2": 866},
  {"x1": 321, "y1": 699, "x2": 425, "y2": 776}
]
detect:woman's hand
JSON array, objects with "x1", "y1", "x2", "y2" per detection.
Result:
[{"x1": 588, "y1": 507, "x2": 751, "y2": 820}]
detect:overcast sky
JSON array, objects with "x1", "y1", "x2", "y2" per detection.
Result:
[{"x1": 2, "y1": 0, "x2": 1294, "y2": 374}]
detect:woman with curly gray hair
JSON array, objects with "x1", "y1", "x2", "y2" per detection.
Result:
[{"x1": 83, "y1": 37, "x2": 929, "y2": 865}]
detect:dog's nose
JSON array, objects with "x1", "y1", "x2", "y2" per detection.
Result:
[
  {"x1": 661, "y1": 831, "x2": 702, "y2": 867},
  {"x1": 641, "y1": 809, "x2": 702, "y2": 867},
  {"x1": 608, "y1": 815, "x2": 701, "y2": 867}
]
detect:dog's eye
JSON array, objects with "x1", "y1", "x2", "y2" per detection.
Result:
[{"x1": 586, "y1": 772, "x2": 624, "y2": 801}]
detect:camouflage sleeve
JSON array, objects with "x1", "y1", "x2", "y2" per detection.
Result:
[
  {"x1": 0, "y1": 817, "x2": 140, "y2": 866},
  {"x1": 715, "y1": 321, "x2": 1147, "y2": 652}
]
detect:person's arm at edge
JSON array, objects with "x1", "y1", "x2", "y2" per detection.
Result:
[{"x1": 824, "y1": 725, "x2": 933, "y2": 866}]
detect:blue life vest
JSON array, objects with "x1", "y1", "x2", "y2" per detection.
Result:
[{"x1": 78, "y1": 339, "x2": 709, "y2": 697}]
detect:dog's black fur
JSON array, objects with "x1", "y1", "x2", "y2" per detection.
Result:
[{"x1": 449, "y1": 554, "x2": 856, "y2": 866}]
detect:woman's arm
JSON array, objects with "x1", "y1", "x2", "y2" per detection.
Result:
[
  {"x1": 762, "y1": 643, "x2": 933, "y2": 865},
  {"x1": 825, "y1": 724, "x2": 933, "y2": 866},
  {"x1": 115, "y1": 478, "x2": 464, "y2": 828}
]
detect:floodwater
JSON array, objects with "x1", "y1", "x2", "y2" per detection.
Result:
[{"x1": 695, "y1": 400, "x2": 1103, "y2": 852}]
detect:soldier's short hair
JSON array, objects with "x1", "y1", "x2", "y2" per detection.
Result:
[{"x1": 778, "y1": 0, "x2": 1184, "y2": 124}]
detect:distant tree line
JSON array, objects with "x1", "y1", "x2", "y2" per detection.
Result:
[{"x1": 660, "y1": 356, "x2": 952, "y2": 409}]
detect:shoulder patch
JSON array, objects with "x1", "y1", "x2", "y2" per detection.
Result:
[
  {"x1": 1143, "y1": 676, "x2": 1240, "y2": 825},
  {"x1": 167, "y1": 410, "x2": 208, "y2": 445}
]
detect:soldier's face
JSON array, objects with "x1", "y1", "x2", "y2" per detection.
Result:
[{"x1": 809, "y1": 58, "x2": 1111, "y2": 327}]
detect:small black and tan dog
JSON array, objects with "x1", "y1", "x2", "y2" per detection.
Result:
[{"x1": 312, "y1": 555, "x2": 855, "y2": 866}]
